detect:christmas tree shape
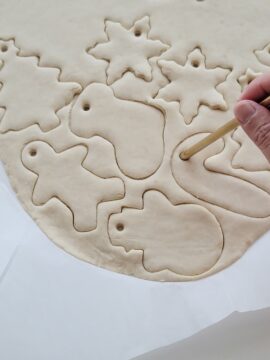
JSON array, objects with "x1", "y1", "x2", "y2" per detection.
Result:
[
  {"x1": 157, "y1": 48, "x2": 229, "y2": 124},
  {"x1": 22, "y1": 141, "x2": 125, "y2": 232},
  {"x1": 88, "y1": 16, "x2": 168, "y2": 85},
  {"x1": 0, "y1": 39, "x2": 81, "y2": 133}
]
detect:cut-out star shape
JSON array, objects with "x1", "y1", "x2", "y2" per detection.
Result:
[
  {"x1": 157, "y1": 48, "x2": 230, "y2": 124},
  {"x1": 88, "y1": 16, "x2": 169, "y2": 85}
]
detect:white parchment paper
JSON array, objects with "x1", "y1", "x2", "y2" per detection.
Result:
[{"x1": 0, "y1": 162, "x2": 270, "y2": 360}]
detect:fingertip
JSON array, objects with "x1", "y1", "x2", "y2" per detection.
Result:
[
  {"x1": 240, "y1": 72, "x2": 270, "y2": 102},
  {"x1": 234, "y1": 100, "x2": 257, "y2": 124}
]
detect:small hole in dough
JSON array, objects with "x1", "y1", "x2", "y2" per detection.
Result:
[
  {"x1": 192, "y1": 60, "x2": 200, "y2": 68},
  {"x1": 29, "y1": 149, "x2": 37, "y2": 157},
  {"x1": 83, "y1": 103, "x2": 90, "y2": 111},
  {"x1": 1, "y1": 44, "x2": 8, "y2": 52},
  {"x1": 116, "y1": 223, "x2": 124, "y2": 231},
  {"x1": 134, "y1": 30, "x2": 141, "y2": 37}
]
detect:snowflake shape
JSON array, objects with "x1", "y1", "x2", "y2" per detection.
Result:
[
  {"x1": 157, "y1": 48, "x2": 230, "y2": 124},
  {"x1": 88, "y1": 16, "x2": 169, "y2": 85}
]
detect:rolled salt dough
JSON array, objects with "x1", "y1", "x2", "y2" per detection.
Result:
[{"x1": 0, "y1": 0, "x2": 270, "y2": 281}]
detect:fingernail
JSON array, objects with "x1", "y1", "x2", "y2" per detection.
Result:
[{"x1": 236, "y1": 102, "x2": 257, "y2": 124}]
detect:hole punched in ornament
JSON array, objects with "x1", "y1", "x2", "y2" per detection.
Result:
[
  {"x1": 1, "y1": 44, "x2": 8, "y2": 52},
  {"x1": 82, "y1": 103, "x2": 90, "y2": 111},
  {"x1": 29, "y1": 148, "x2": 37, "y2": 157},
  {"x1": 134, "y1": 29, "x2": 142, "y2": 37},
  {"x1": 192, "y1": 60, "x2": 200, "y2": 68},
  {"x1": 116, "y1": 223, "x2": 124, "y2": 231}
]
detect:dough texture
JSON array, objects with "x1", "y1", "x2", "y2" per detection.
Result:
[{"x1": 0, "y1": 0, "x2": 270, "y2": 281}]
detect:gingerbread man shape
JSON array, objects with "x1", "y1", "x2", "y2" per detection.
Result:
[{"x1": 22, "y1": 141, "x2": 124, "y2": 232}]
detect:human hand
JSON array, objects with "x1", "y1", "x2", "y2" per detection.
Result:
[{"x1": 234, "y1": 73, "x2": 270, "y2": 162}]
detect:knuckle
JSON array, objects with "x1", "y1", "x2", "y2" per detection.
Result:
[{"x1": 254, "y1": 122, "x2": 270, "y2": 149}]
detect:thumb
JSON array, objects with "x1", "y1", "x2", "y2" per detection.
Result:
[{"x1": 234, "y1": 100, "x2": 270, "y2": 162}]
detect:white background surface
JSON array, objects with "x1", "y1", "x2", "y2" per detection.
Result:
[
  {"x1": 136, "y1": 308, "x2": 270, "y2": 360},
  {"x1": 1, "y1": 162, "x2": 270, "y2": 360}
]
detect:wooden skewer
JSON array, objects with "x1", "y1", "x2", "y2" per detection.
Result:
[
  {"x1": 180, "y1": 118, "x2": 239, "y2": 160},
  {"x1": 180, "y1": 95, "x2": 270, "y2": 161}
]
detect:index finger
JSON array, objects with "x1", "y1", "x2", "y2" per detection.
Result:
[{"x1": 240, "y1": 72, "x2": 270, "y2": 102}]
